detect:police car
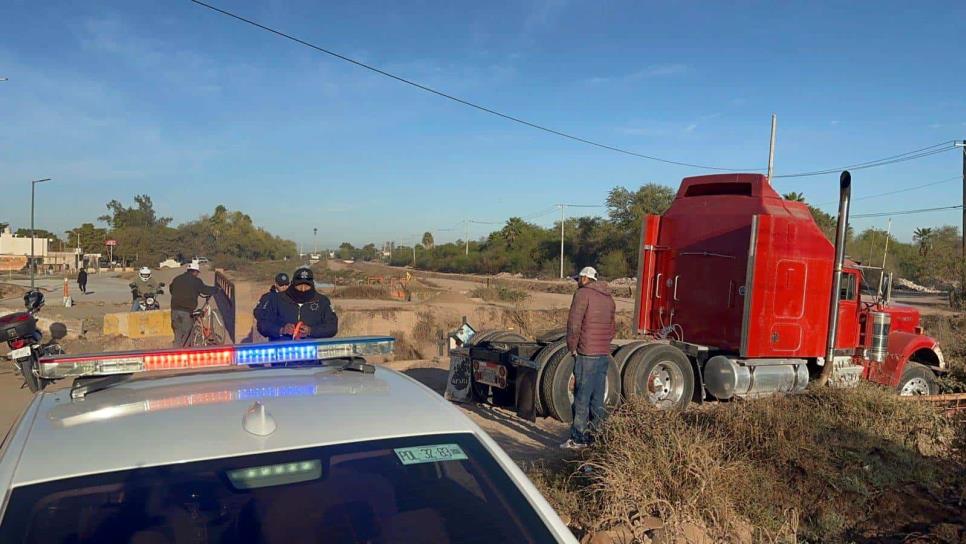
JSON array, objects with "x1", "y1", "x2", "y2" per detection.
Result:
[{"x1": 0, "y1": 336, "x2": 577, "y2": 543}]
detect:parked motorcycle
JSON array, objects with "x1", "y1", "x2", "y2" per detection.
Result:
[
  {"x1": 1, "y1": 291, "x2": 65, "y2": 392},
  {"x1": 130, "y1": 282, "x2": 165, "y2": 311}
]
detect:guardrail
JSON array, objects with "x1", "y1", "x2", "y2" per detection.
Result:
[{"x1": 214, "y1": 270, "x2": 236, "y2": 344}]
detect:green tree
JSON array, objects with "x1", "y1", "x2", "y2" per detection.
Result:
[
  {"x1": 913, "y1": 227, "x2": 933, "y2": 256},
  {"x1": 14, "y1": 228, "x2": 62, "y2": 247},
  {"x1": 65, "y1": 223, "x2": 108, "y2": 254},
  {"x1": 98, "y1": 195, "x2": 171, "y2": 229},
  {"x1": 606, "y1": 184, "x2": 675, "y2": 230},
  {"x1": 337, "y1": 242, "x2": 356, "y2": 260},
  {"x1": 598, "y1": 250, "x2": 629, "y2": 278},
  {"x1": 783, "y1": 191, "x2": 806, "y2": 202},
  {"x1": 421, "y1": 232, "x2": 434, "y2": 250},
  {"x1": 500, "y1": 218, "x2": 527, "y2": 248}
]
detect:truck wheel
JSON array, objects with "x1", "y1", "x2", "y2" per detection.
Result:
[
  {"x1": 540, "y1": 351, "x2": 620, "y2": 423},
  {"x1": 611, "y1": 341, "x2": 651, "y2": 385},
  {"x1": 897, "y1": 362, "x2": 938, "y2": 396},
  {"x1": 622, "y1": 344, "x2": 694, "y2": 411}
]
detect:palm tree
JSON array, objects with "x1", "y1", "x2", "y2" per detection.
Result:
[
  {"x1": 501, "y1": 217, "x2": 526, "y2": 248},
  {"x1": 783, "y1": 192, "x2": 806, "y2": 202},
  {"x1": 913, "y1": 227, "x2": 933, "y2": 256}
]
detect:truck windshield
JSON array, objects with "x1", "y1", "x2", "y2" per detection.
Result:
[{"x1": 0, "y1": 433, "x2": 557, "y2": 543}]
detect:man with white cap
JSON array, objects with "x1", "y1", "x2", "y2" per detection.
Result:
[
  {"x1": 561, "y1": 266, "x2": 616, "y2": 450},
  {"x1": 169, "y1": 261, "x2": 218, "y2": 346}
]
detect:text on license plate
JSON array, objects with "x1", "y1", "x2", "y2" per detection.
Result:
[
  {"x1": 473, "y1": 361, "x2": 507, "y2": 389},
  {"x1": 7, "y1": 346, "x2": 32, "y2": 360}
]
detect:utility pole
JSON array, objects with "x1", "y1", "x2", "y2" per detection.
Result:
[
  {"x1": 766, "y1": 114, "x2": 777, "y2": 184},
  {"x1": 464, "y1": 220, "x2": 469, "y2": 256},
  {"x1": 313, "y1": 227, "x2": 318, "y2": 255},
  {"x1": 29, "y1": 178, "x2": 51, "y2": 288},
  {"x1": 412, "y1": 238, "x2": 417, "y2": 266},
  {"x1": 558, "y1": 204, "x2": 566, "y2": 279},
  {"x1": 958, "y1": 140, "x2": 966, "y2": 293}
]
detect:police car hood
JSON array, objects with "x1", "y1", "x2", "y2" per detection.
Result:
[{"x1": 14, "y1": 366, "x2": 473, "y2": 486}]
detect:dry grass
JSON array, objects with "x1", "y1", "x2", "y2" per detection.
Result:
[
  {"x1": 469, "y1": 285, "x2": 529, "y2": 303},
  {"x1": 330, "y1": 285, "x2": 396, "y2": 300},
  {"x1": 921, "y1": 314, "x2": 966, "y2": 392},
  {"x1": 532, "y1": 384, "x2": 964, "y2": 543}
]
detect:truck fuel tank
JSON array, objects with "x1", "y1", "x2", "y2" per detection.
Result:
[{"x1": 704, "y1": 356, "x2": 809, "y2": 400}]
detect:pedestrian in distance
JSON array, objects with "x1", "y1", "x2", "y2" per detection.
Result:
[
  {"x1": 253, "y1": 272, "x2": 290, "y2": 327},
  {"x1": 169, "y1": 262, "x2": 218, "y2": 347},
  {"x1": 256, "y1": 267, "x2": 337, "y2": 341},
  {"x1": 560, "y1": 266, "x2": 616, "y2": 451},
  {"x1": 76, "y1": 268, "x2": 88, "y2": 295}
]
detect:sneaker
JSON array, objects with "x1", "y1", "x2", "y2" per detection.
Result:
[{"x1": 559, "y1": 439, "x2": 588, "y2": 450}]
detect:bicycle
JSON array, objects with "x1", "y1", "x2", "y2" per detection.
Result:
[{"x1": 184, "y1": 295, "x2": 225, "y2": 347}]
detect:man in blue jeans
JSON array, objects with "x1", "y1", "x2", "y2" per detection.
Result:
[{"x1": 561, "y1": 266, "x2": 616, "y2": 450}]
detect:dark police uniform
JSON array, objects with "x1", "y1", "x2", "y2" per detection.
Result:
[{"x1": 255, "y1": 268, "x2": 338, "y2": 341}]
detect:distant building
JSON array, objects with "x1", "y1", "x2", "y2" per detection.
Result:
[{"x1": 0, "y1": 227, "x2": 49, "y2": 257}]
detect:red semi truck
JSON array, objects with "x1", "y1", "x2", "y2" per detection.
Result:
[{"x1": 452, "y1": 172, "x2": 946, "y2": 422}]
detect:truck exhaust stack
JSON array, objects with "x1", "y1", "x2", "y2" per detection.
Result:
[{"x1": 817, "y1": 171, "x2": 852, "y2": 386}]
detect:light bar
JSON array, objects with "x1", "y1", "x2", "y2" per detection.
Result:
[{"x1": 37, "y1": 336, "x2": 395, "y2": 380}]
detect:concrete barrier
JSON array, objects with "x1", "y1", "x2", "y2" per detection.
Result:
[{"x1": 104, "y1": 309, "x2": 173, "y2": 338}]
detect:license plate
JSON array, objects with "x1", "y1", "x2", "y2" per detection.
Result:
[
  {"x1": 473, "y1": 361, "x2": 507, "y2": 389},
  {"x1": 8, "y1": 346, "x2": 32, "y2": 360}
]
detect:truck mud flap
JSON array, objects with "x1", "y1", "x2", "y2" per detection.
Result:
[{"x1": 514, "y1": 366, "x2": 538, "y2": 422}]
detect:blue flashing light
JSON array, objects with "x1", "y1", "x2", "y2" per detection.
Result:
[{"x1": 236, "y1": 384, "x2": 318, "y2": 400}]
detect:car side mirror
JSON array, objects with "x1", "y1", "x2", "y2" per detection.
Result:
[{"x1": 159, "y1": 282, "x2": 166, "y2": 287}]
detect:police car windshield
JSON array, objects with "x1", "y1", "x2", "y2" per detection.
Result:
[{"x1": 0, "y1": 433, "x2": 555, "y2": 543}]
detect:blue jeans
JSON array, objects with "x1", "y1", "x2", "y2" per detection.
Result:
[{"x1": 570, "y1": 355, "x2": 610, "y2": 444}]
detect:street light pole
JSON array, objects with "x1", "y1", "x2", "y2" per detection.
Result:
[
  {"x1": 313, "y1": 228, "x2": 318, "y2": 255},
  {"x1": 29, "y1": 178, "x2": 51, "y2": 289},
  {"x1": 558, "y1": 204, "x2": 566, "y2": 279}
]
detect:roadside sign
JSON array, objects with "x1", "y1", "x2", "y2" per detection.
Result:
[{"x1": 105, "y1": 240, "x2": 117, "y2": 246}]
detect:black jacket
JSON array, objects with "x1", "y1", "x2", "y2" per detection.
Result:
[
  {"x1": 256, "y1": 289, "x2": 338, "y2": 341},
  {"x1": 169, "y1": 271, "x2": 217, "y2": 312},
  {"x1": 77, "y1": 270, "x2": 88, "y2": 284}
]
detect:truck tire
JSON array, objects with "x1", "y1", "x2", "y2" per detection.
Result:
[
  {"x1": 897, "y1": 362, "x2": 938, "y2": 396},
  {"x1": 540, "y1": 351, "x2": 620, "y2": 423},
  {"x1": 533, "y1": 341, "x2": 568, "y2": 417},
  {"x1": 622, "y1": 344, "x2": 694, "y2": 411},
  {"x1": 611, "y1": 341, "x2": 651, "y2": 385}
]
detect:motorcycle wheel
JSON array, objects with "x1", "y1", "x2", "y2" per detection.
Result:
[{"x1": 18, "y1": 356, "x2": 53, "y2": 393}]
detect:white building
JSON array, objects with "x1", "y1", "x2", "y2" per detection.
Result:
[{"x1": 0, "y1": 227, "x2": 49, "y2": 257}]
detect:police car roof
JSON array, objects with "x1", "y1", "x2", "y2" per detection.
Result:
[{"x1": 7, "y1": 365, "x2": 475, "y2": 487}]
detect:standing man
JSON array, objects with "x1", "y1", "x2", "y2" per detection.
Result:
[
  {"x1": 76, "y1": 267, "x2": 88, "y2": 295},
  {"x1": 255, "y1": 267, "x2": 337, "y2": 341},
  {"x1": 169, "y1": 262, "x2": 217, "y2": 347},
  {"x1": 253, "y1": 272, "x2": 290, "y2": 333},
  {"x1": 561, "y1": 266, "x2": 616, "y2": 450}
]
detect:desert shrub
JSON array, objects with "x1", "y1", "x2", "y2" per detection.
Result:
[
  {"x1": 469, "y1": 286, "x2": 529, "y2": 303},
  {"x1": 533, "y1": 384, "x2": 962, "y2": 542},
  {"x1": 330, "y1": 285, "x2": 394, "y2": 300}
]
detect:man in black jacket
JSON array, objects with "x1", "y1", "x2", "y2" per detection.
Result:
[
  {"x1": 253, "y1": 272, "x2": 290, "y2": 330},
  {"x1": 169, "y1": 262, "x2": 218, "y2": 346},
  {"x1": 255, "y1": 267, "x2": 337, "y2": 341}
]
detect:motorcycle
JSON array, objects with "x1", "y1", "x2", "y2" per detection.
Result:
[
  {"x1": 130, "y1": 282, "x2": 166, "y2": 311},
  {"x1": 1, "y1": 291, "x2": 65, "y2": 392}
]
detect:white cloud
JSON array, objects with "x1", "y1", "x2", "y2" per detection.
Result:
[{"x1": 585, "y1": 63, "x2": 692, "y2": 85}]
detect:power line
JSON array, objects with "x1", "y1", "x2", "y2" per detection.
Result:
[
  {"x1": 190, "y1": 0, "x2": 760, "y2": 172},
  {"x1": 775, "y1": 141, "x2": 958, "y2": 179},
  {"x1": 814, "y1": 174, "x2": 964, "y2": 207},
  {"x1": 852, "y1": 204, "x2": 962, "y2": 219}
]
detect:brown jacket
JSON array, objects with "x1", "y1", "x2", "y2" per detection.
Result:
[{"x1": 566, "y1": 280, "x2": 616, "y2": 356}]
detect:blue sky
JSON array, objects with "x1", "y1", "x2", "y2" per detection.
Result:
[{"x1": 0, "y1": 0, "x2": 964, "y2": 248}]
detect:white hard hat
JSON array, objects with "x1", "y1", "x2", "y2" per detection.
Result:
[
  {"x1": 577, "y1": 266, "x2": 598, "y2": 280},
  {"x1": 187, "y1": 262, "x2": 201, "y2": 271}
]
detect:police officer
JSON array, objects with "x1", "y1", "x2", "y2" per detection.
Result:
[
  {"x1": 256, "y1": 267, "x2": 337, "y2": 341},
  {"x1": 253, "y1": 272, "x2": 290, "y2": 327}
]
